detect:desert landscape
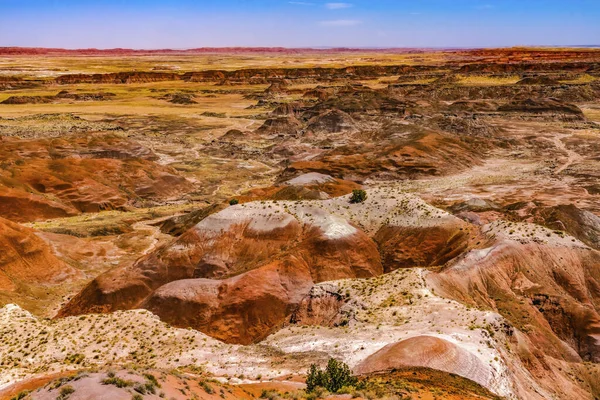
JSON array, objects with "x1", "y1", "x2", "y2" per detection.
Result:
[{"x1": 0, "y1": 45, "x2": 600, "y2": 400}]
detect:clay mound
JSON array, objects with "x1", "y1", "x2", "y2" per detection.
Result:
[
  {"x1": 0, "y1": 136, "x2": 190, "y2": 221},
  {"x1": 530, "y1": 204, "x2": 600, "y2": 250},
  {"x1": 284, "y1": 172, "x2": 335, "y2": 186},
  {"x1": 257, "y1": 116, "x2": 302, "y2": 135},
  {"x1": 309, "y1": 88, "x2": 412, "y2": 114},
  {"x1": 428, "y1": 222, "x2": 600, "y2": 363},
  {"x1": 265, "y1": 80, "x2": 289, "y2": 95},
  {"x1": 498, "y1": 98, "x2": 584, "y2": 119},
  {"x1": 290, "y1": 283, "x2": 347, "y2": 327},
  {"x1": 220, "y1": 129, "x2": 247, "y2": 141},
  {"x1": 1, "y1": 92, "x2": 116, "y2": 105},
  {"x1": 54, "y1": 91, "x2": 116, "y2": 101},
  {"x1": 142, "y1": 258, "x2": 315, "y2": 344},
  {"x1": 161, "y1": 92, "x2": 197, "y2": 104},
  {"x1": 1, "y1": 95, "x2": 53, "y2": 105},
  {"x1": 448, "y1": 100, "x2": 498, "y2": 113},
  {"x1": 0, "y1": 188, "x2": 79, "y2": 223},
  {"x1": 241, "y1": 174, "x2": 360, "y2": 202},
  {"x1": 59, "y1": 201, "x2": 383, "y2": 344},
  {"x1": 429, "y1": 115, "x2": 501, "y2": 138},
  {"x1": 269, "y1": 185, "x2": 329, "y2": 201},
  {"x1": 306, "y1": 109, "x2": 358, "y2": 134},
  {"x1": 0, "y1": 217, "x2": 78, "y2": 292},
  {"x1": 157, "y1": 203, "x2": 228, "y2": 236},
  {"x1": 432, "y1": 74, "x2": 461, "y2": 85},
  {"x1": 303, "y1": 88, "x2": 332, "y2": 100},
  {"x1": 285, "y1": 130, "x2": 485, "y2": 181},
  {"x1": 450, "y1": 198, "x2": 501, "y2": 213},
  {"x1": 517, "y1": 75, "x2": 560, "y2": 85},
  {"x1": 374, "y1": 222, "x2": 472, "y2": 272},
  {"x1": 355, "y1": 336, "x2": 491, "y2": 388},
  {"x1": 270, "y1": 102, "x2": 298, "y2": 117}
]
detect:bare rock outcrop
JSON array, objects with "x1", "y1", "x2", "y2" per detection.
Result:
[{"x1": 355, "y1": 336, "x2": 491, "y2": 388}]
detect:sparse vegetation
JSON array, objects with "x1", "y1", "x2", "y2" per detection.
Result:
[
  {"x1": 306, "y1": 358, "x2": 357, "y2": 393},
  {"x1": 57, "y1": 385, "x2": 75, "y2": 400},
  {"x1": 102, "y1": 376, "x2": 134, "y2": 388},
  {"x1": 349, "y1": 189, "x2": 367, "y2": 204}
]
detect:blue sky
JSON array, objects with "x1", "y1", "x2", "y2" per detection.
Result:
[{"x1": 0, "y1": 0, "x2": 599, "y2": 48}]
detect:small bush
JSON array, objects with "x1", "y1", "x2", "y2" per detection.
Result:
[
  {"x1": 57, "y1": 385, "x2": 75, "y2": 400},
  {"x1": 306, "y1": 358, "x2": 357, "y2": 393},
  {"x1": 10, "y1": 391, "x2": 30, "y2": 400},
  {"x1": 260, "y1": 389, "x2": 280, "y2": 399},
  {"x1": 349, "y1": 189, "x2": 367, "y2": 204},
  {"x1": 199, "y1": 380, "x2": 214, "y2": 394},
  {"x1": 229, "y1": 198, "x2": 239, "y2": 206},
  {"x1": 64, "y1": 353, "x2": 85, "y2": 365},
  {"x1": 102, "y1": 376, "x2": 133, "y2": 388}
]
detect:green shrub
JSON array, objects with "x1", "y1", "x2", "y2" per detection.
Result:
[
  {"x1": 57, "y1": 385, "x2": 75, "y2": 400},
  {"x1": 260, "y1": 389, "x2": 280, "y2": 399},
  {"x1": 102, "y1": 376, "x2": 133, "y2": 388},
  {"x1": 306, "y1": 358, "x2": 357, "y2": 393},
  {"x1": 229, "y1": 198, "x2": 239, "y2": 206},
  {"x1": 199, "y1": 380, "x2": 214, "y2": 394},
  {"x1": 349, "y1": 189, "x2": 367, "y2": 204},
  {"x1": 64, "y1": 353, "x2": 85, "y2": 365},
  {"x1": 10, "y1": 391, "x2": 30, "y2": 400}
]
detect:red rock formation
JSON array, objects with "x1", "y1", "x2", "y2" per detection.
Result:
[
  {"x1": 0, "y1": 135, "x2": 190, "y2": 222},
  {"x1": 0, "y1": 217, "x2": 78, "y2": 292},
  {"x1": 355, "y1": 336, "x2": 491, "y2": 388},
  {"x1": 59, "y1": 203, "x2": 383, "y2": 344},
  {"x1": 428, "y1": 230, "x2": 600, "y2": 363}
]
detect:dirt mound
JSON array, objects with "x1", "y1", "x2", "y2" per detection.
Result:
[
  {"x1": 240, "y1": 174, "x2": 361, "y2": 202},
  {"x1": 306, "y1": 109, "x2": 358, "y2": 134},
  {"x1": 498, "y1": 98, "x2": 585, "y2": 119},
  {"x1": 157, "y1": 204, "x2": 227, "y2": 236},
  {"x1": 428, "y1": 115, "x2": 501, "y2": 138},
  {"x1": 355, "y1": 336, "x2": 491, "y2": 388},
  {"x1": 290, "y1": 283, "x2": 347, "y2": 327},
  {"x1": 161, "y1": 92, "x2": 197, "y2": 104},
  {"x1": 270, "y1": 102, "x2": 298, "y2": 117},
  {"x1": 54, "y1": 71, "x2": 181, "y2": 85},
  {"x1": 0, "y1": 135, "x2": 190, "y2": 222},
  {"x1": 265, "y1": 80, "x2": 289, "y2": 96},
  {"x1": 59, "y1": 201, "x2": 383, "y2": 344},
  {"x1": 374, "y1": 223, "x2": 472, "y2": 272},
  {"x1": 517, "y1": 75, "x2": 560, "y2": 85},
  {"x1": 308, "y1": 87, "x2": 412, "y2": 115},
  {"x1": 432, "y1": 74, "x2": 461, "y2": 85},
  {"x1": 1, "y1": 92, "x2": 116, "y2": 104},
  {"x1": 257, "y1": 116, "x2": 302, "y2": 135},
  {"x1": 428, "y1": 222, "x2": 600, "y2": 363},
  {"x1": 0, "y1": 114, "x2": 123, "y2": 139},
  {"x1": 391, "y1": 82, "x2": 600, "y2": 103},
  {"x1": 518, "y1": 204, "x2": 600, "y2": 250},
  {"x1": 219, "y1": 129, "x2": 247, "y2": 141},
  {"x1": 450, "y1": 198, "x2": 501, "y2": 213},
  {"x1": 448, "y1": 100, "x2": 498, "y2": 113},
  {"x1": 54, "y1": 91, "x2": 116, "y2": 101},
  {"x1": 0, "y1": 217, "x2": 78, "y2": 292},
  {"x1": 285, "y1": 130, "x2": 485, "y2": 181},
  {"x1": 1, "y1": 96, "x2": 53, "y2": 105},
  {"x1": 303, "y1": 88, "x2": 332, "y2": 100}
]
